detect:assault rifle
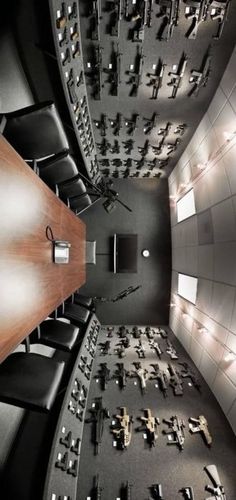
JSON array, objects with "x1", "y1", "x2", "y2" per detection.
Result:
[
  {"x1": 146, "y1": 60, "x2": 166, "y2": 99},
  {"x1": 163, "y1": 415, "x2": 185, "y2": 450},
  {"x1": 184, "y1": 0, "x2": 209, "y2": 39},
  {"x1": 189, "y1": 46, "x2": 212, "y2": 97},
  {"x1": 210, "y1": 0, "x2": 231, "y2": 40},
  {"x1": 179, "y1": 361, "x2": 201, "y2": 391},
  {"x1": 96, "y1": 363, "x2": 110, "y2": 390},
  {"x1": 136, "y1": 408, "x2": 160, "y2": 447},
  {"x1": 150, "y1": 483, "x2": 164, "y2": 499},
  {"x1": 150, "y1": 363, "x2": 168, "y2": 397},
  {"x1": 204, "y1": 464, "x2": 226, "y2": 499},
  {"x1": 114, "y1": 362, "x2": 129, "y2": 388},
  {"x1": 166, "y1": 340, "x2": 178, "y2": 359},
  {"x1": 180, "y1": 487, "x2": 195, "y2": 500},
  {"x1": 85, "y1": 397, "x2": 110, "y2": 454},
  {"x1": 189, "y1": 415, "x2": 212, "y2": 446},
  {"x1": 168, "y1": 362, "x2": 183, "y2": 395},
  {"x1": 168, "y1": 52, "x2": 188, "y2": 98},
  {"x1": 135, "y1": 339, "x2": 146, "y2": 358},
  {"x1": 149, "y1": 339, "x2": 162, "y2": 359},
  {"x1": 127, "y1": 46, "x2": 144, "y2": 97},
  {"x1": 157, "y1": 0, "x2": 180, "y2": 41},
  {"x1": 131, "y1": 362, "x2": 149, "y2": 393},
  {"x1": 111, "y1": 406, "x2": 133, "y2": 449}
]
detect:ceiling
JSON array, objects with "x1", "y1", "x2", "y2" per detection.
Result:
[{"x1": 78, "y1": 0, "x2": 236, "y2": 179}]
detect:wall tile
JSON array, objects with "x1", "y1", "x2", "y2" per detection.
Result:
[
  {"x1": 227, "y1": 398, "x2": 236, "y2": 434},
  {"x1": 197, "y1": 210, "x2": 214, "y2": 245},
  {"x1": 198, "y1": 350, "x2": 218, "y2": 388},
  {"x1": 211, "y1": 199, "x2": 236, "y2": 242},
  {"x1": 214, "y1": 242, "x2": 236, "y2": 286},
  {"x1": 222, "y1": 144, "x2": 236, "y2": 196},
  {"x1": 220, "y1": 46, "x2": 236, "y2": 98},
  {"x1": 198, "y1": 245, "x2": 214, "y2": 279},
  {"x1": 212, "y1": 370, "x2": 236, "y2": 414},
  {"x1": 210, "y1": 282, "x2": 235, "y2": 330}
]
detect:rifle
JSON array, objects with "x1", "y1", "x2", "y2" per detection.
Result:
[
  {"x1": 168, "y1": 363, "x2": 183, "y2": 395},
  {"x1": 146, "y1": 60, "x2": 166, "y2": 99},
  {"x1": 150, "y1": 483, "x2": 164, "y2": 499},
  {"x1": 184, "y1": 0, "x2": 209, "y2": 39},
  {"x1": 150, "y1": 363, "x2": 168, "y2": 397},
  {"x1": 179, "y1": 361, "x2": 201, "y2": 391},
  {"x1": 180, "y1": 487, "x2": 195, "y2": 500},
  {"x1": 149, "y1": 339, "x2": 162, "y2": 359},
  {"x1": 85, "y1": 397, "x2": 110, "y2": 454},
  {"x1": 131, "y1": 362, "x2": 149, "y2": 393},
  {"x1": 111, "y1": 407, "x2": 133, "y2": 449},
  {"x1": 189, "y1": 415, "x2": 212, "y2": 446},
  {"x1": 127, "y1": 46, "x2": 144, "y2": 97},
  {"x1": 136, "y1": 408, "x2": 160, "y2": 447},
  {"x1": 189, "y1": 46, "x2": 212, "y2": 97},
  {"x1": 135, "y1": 339, "x2": 146, "y2": 358},
  {"x1": 163, "y1": 415, "x2": 185, "y2": 450},
  {"x1": 92, "y1": 474, "x2": 103, "y2": 500},
  {"x1": 157, "y1": 0, "x2": 180, "y2": 41},
  {"x1": 113, "y1": 362, "x2": 129, "y2": 388},
  {"x1": 96, "y1": 363, "x2": 111, "y2": 390},
  {"x1": 210, "y1": 0, "x2": 231, "y2": 40},
  {"x1": 166, "y1": 340, "x2": 178, "y2": 359},
  {"x1": 168, "y1": 52, "x2": 188, "y2": 98},
  {"x1": 204, "y1": 464, "x2": 226, "y2": 499}
]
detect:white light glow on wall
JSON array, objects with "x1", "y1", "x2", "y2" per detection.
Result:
[
  {"x1": 178, "y1": 273, "x2": 198, "y2": 304},
  {"x1": 177, "y1": 188, "x2": 196, "y2": 222}
]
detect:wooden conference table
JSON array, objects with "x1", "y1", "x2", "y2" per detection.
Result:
[{"x1": 0, "y1": 136, "x2": 86, "y2": 363}]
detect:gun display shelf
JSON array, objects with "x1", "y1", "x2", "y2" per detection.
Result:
[
  {"x1": 48, "y1": 0, "x2": 99, "y2": 181},
  {"x1": 43, "y1": 314, "x2": 100, "y2": 500}
]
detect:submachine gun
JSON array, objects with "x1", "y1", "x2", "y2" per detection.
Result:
[
  {"x1": 150, "y1": 363, "x2": 168, "y2": 397},
  {"x1": 168, "y1": 363, "x2": 183, "y2": 395},
  {"x1": 111, "y1": 406, "x2": 133, "y2": 449},
  {"x1": 204, "y1": 464, "x2": 226, "y2": 499},
  {"x1": 85, "y1": 397, "x2": 110, "y2": 454},
  {"x1": 163, "y1": 415, "x2": 185, "y2": 450},
  {"x1": 136, "y1": 408, "x2": 160, "y2": 447},
  {"x1": 189, "y1": 415, "x2": 212, "y2": 446}
]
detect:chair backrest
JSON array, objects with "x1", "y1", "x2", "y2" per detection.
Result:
[
  {"x1": 39, "y1": 151, "x2": 78, "y2": 187},
  {"x1": 86, "y1": 241, "x2": 96, "y2": 264},
  {"x1": 4, "y1": 101, "x2": 69, "y2": 159}
]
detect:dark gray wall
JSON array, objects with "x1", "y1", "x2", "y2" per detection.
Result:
[{"x1": 80, "y1": 178, "x2": 171, "y2": 324}]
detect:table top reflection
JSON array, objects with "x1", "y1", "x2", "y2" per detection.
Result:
[{"x1": 0, "y1": 136, "x2": 86, "y2": 362}]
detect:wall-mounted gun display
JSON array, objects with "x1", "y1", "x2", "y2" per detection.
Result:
[
  {"x1": 168, "y1": 362, "x2": 183, "y2": 395},
  {"x1": 85, "y1": 397, "x2": 110, "y2": 454},
  {"x1": 179, "y1": 362, "x2": 201, "y2": 391},
  {"x1": 209, "y1": 0, "x2": 231, "y2": 39},
  {"x1": 184, "y1": 0, "x2": 209, "y2": 39},
  {"x1": 143, "y1": 113, "x2": 158, "y2": 134},
  {"x1": 113, "y1": 362, "x2": 129, "y2": 389},
  {"x1": 204, "y1": 464, "x2": 226, "y2": 499},
  {"x1": 111, "y1": 407, "x2": 133, "y2": 449},
  {"x1": 189, "y1": 46, "x2": 212, "y2": 96},
  {"x1": 189, "y1": 415, "x2": 212, "y2": 446},
  {"x1": 163, "y1": 415, "x2": 185, "y2": 450},
  {"x1": 94, "y1": 114, "x2": 107, "y2": 136},
  {"x1": 95, "y1": 363, "x2": 111, "y2": 390},
  {"x1": 136, "y1": 408, "x2": 160, "y2": 447},
  {"x1": 126, "y1": 46, "x2": 144, "y2": 96},
  {"x1": 150, "y1": 363, "x2": 168, "y2": 397},
  {"x1": 89, "y1": 0, "x2": 101, "y2": 41},
  {"x1": 125, "y1": 114, "x2": 140, "y2": 135},
  {"x1": 156, "y1": 0, "x2": 180, "y2": 41},
  {"x1": 146, "y1": 60, "x2": 166, "y2": 99},
  {"x1": 131, "y1": 361, "x2": 149, "y2": 393},
  {"x1": 168, "y1": 52, "x2": 188, "y2": 98}
]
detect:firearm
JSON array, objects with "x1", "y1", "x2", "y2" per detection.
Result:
[
  {"x1": 85, "y1": 397, "x2": 110, "y2": 454},
  {"x1": 166, "y1": 340, "x2": 178, "y2": 359},
  {"x1": 114, "y1": 362, "x2": 129, "y2": 389},
  {"x1": 189, "y1": 46, "x2": 212, "y2": 97},
  {"x1": 168, "y1": 52, "x2": 188, "y2": 98},
  {"x1": 111, "y1": 407, "x2": 133, "y2": 449},
  {"x1": 146, "y1": 60, "x2": 166, "y2": 99},
  {"x1": 179, "y1": 362, "x2": 201, "y2": 391},
  {"x1": 99, "y1": 340, "x2": 111, "y2": 355},
  {"x1": 149, "y1": 339, "x2": 162, "y2": 359},
  {"x1": 168, "y1": 363, "x2": 183, "y2": 395},
  {"x1": 130, "y1": 362, "x2": 149, "y2": 393},
  {"x1": 184, "y1": 0, "x2": 209, "y2": 39},
  {"x1": 94, "y1": 114, "x2": 107, "y2": 136},
  {"x1": 92, "y1": 474, "x2": 103, "y2": 500},
  {"x1": 189, "y1": 415, "x2": 212, "y2": 446},
  {"x1": 204, "y1": 464, "x2": 226, "y2": 499},
  {"x1": 210, "y1": 0, "x2": 231, "y2": 39},
  {"x1": 96, "y1": 363, "x2": 111, "y2": 390},
  {"x1": 127, "y1": 46, "x2": 144, "y2": 97},
  {"x1": 163, "y1": 415, "x2": 185, "y2": 450},
  {"x1": 135, "y1": 339, "x2": 146, "y2": 358},
  {"x1": 150, "y1": 483, "x2": 164, "y2": 499},
  {"x1": 157, "y1": 0, "x2": 180, "y2": 41},
  {"x1": 143, "y1": 113, "x2": 158, "y2": 134},
  {"x1": 136, "y1": 408, "x2": 160, "y2": 447},
  {"x1": 180, "y1": 487, "x2": 195, "y2": 500},
  {"x1": 150, "y1": 363, "x2": 168, "y2": 397}
]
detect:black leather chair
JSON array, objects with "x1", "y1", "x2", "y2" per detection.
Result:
[
  {"x1": 0, "y1": 352, "x2": 65, "y2": 412},
  {"x1": 3, "y1": 101, "x2": 69, "y2": 159},
  {"x1": 30, "y1": 319, "x2": 81, "y2": 352},
  {"x1": 38, "y1": 151, "x2": 79, "y2": 188}
]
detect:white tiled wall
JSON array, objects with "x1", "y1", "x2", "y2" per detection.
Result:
[{"x1": 169, "y1": 46, "x2": 236, "y2": 434}]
